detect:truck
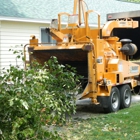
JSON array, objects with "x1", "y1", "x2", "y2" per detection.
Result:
[{"x1": 24, "y1": 0, "x2": 140, "y2": 113}]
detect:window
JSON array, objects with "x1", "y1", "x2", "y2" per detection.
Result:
[{"x1": 41, "y1": 28, "x2": 56, "y2": 44}]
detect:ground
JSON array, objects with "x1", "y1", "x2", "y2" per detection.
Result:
[{"x1": 73, "y1": 94, "x2": 140, "y2": 119}]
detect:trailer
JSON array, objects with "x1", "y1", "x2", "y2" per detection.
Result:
[{"x1": 24, "y1": 0, "x2": 140, "y2": 112}]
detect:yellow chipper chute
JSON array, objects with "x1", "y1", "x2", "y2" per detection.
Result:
[{"x1": 25, "y1": 0, "x2": 140, "y2": 113}]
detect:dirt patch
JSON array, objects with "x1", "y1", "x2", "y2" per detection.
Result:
[{"x1": 74, "y1": 105, "x2": 104, "y2": 119}]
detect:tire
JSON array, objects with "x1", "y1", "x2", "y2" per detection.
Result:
[
  {"x1": 119, "y1": 84, "x2": 131, "y2": 109},
  {"x1": 104, "y1": 87, "x2": 120, "y2": 113}
]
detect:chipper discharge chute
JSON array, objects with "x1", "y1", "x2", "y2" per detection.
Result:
[{"x1": 25, "y1": 0, "x2": 140, "y2": 113}]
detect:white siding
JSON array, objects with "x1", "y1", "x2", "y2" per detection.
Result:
[{"x1": 0, "y1": 21, "x2": 48, "y2": 71}]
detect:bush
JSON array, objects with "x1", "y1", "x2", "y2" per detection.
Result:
[{"x1": 0, "y1": 56, "x2": 82, "y2": 140}]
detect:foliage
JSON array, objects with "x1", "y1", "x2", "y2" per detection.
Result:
[
  {"x1": 0, "y1": 56, "x2": 82, "y2": 140},
  {"x1": 59, "y1": 102, "x2": 140, "y2": 140},
  {"x1": 9, "y1": 45, "x2": 25, "y2": 67},
  {"x1": 118, "y1": 0, "x2": 140, "y2": 3}
]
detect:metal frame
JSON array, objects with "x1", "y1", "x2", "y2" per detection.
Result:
[{"x1": 107, "y1": 10, "x2": 140, "y2": 21}]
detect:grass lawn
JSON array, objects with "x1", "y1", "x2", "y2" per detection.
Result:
[{"x1": 58, "y1": 102, "x2": 140, "y2": 140}]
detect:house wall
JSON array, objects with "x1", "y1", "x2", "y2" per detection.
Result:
[{"x1": 0, "y1": 21, "x2": 48, "y2": 71}]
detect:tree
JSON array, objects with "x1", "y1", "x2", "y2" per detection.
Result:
[{"x1": 0, "y1": 56, "x2": 82, "y2": 140}]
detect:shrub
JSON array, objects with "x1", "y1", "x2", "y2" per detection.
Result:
[{"x1": 0, "y1": 56, "x2": 82, "y2": 140}]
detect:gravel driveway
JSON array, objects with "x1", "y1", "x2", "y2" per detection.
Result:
[{"x1": 72, "y1": 94, "x2": 140, "y2": 119}]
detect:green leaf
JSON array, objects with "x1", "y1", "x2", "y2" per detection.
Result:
[
  {"x1": 20, "y1": 99, "x2": 29, "y2": 110},
  {"x1": 9, "y1": 98, "x2": 14, "y2": 106}
]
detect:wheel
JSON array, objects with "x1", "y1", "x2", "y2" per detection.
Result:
[
  {"x1": 104, "y1": 87, "x2": 120, "y2": 113},
  {"x1": 119, "y1": 84, "x2": 131, "y2": 109}
]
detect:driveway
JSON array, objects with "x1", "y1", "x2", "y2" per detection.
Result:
[
  {"x1": 131, "y1": 94, "x2": 140, "y2": 103},
  {"x1": 73, "y1": 94, "x2": 140, "y2": 119},
  {"x1": 76, "y1": 94, "x2": 140, "y2": 105}
]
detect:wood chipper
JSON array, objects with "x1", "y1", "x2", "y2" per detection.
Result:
[{"x1": 24, "y1": 0, "x2": 140, "y2": 112}]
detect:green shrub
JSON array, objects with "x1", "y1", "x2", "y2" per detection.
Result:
[{"x1": 0, "y1": 56, "x2": 82, "y2": 140}]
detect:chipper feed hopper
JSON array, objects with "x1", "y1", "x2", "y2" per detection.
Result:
[{"x1": 25, "y1": 0, "x2": 140, "y2": 112}]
